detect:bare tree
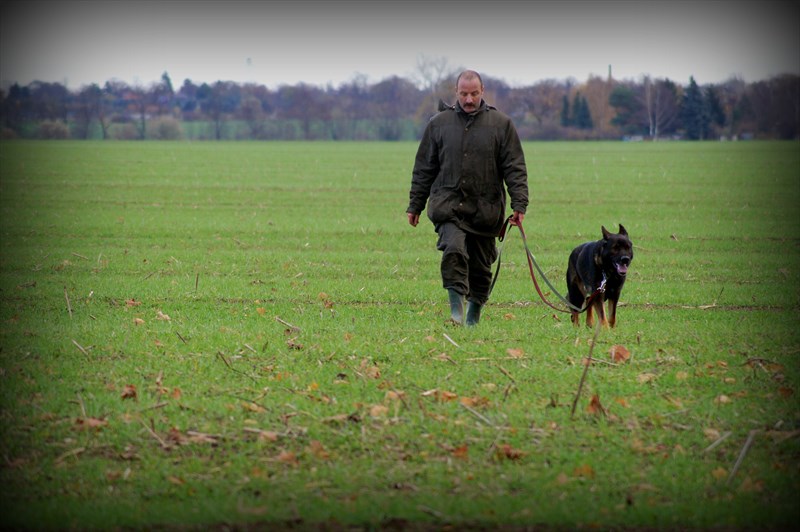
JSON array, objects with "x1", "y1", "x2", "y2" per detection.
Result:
[
  {"x1": 129, "y1": 84, "x2": 149, "y2": 140},
  {"x1": 240, "y1": 96, "x2": 265, "y2": 139},
  {"x1": 581, "y1": 75, "x2": 615, "y2": 136},
  {"x1": 643, "y1": 76, "x2": 680, "y2": 140},
  {"x1": 413, "y1": 53, "x2": 460, "y2": 114}
]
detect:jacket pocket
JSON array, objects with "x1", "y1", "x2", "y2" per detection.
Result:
[
  {"x1": 473, "y1": 195, "x2": 503, "y2": 230},
  {"x1": 427, "y1": 187, "x2": 458, "y2": 224}
]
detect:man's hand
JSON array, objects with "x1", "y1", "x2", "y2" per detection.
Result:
[
  {"x1": 510, "y1": 211, "x2": 525, "y2": 226},
  {"x1": 407, "y1": 212, "x2": 420, "y2": 227}
]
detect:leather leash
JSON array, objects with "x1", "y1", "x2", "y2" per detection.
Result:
[{"x1": 489, "y1": 216, "x2": 605, "y2": 314}]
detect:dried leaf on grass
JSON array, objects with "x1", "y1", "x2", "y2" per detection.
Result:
[
  {"x1": 74, "y1": 417, "x2": 108, "y2": 431},
  {"x1": 163, "y1": 428, "x2": 220, "y2": 447},
  {"x1": 318, "y1": 292, "x2": 335, "y2": 309},
  {"x1": 286, "y1": 338, "x2": 303, "y2": 350},
  {"x1": 306, "y1": 440, "x2": 330, "y2": 460},
  {"x1": 276, "y1": 450, "x2": 298, "y2": 466},
  {"x1": 495, "y1": 444, "x2": 526, "y2": 461},
  {"x1": 573, "y1": 463, "x2": 596, "y2": 478},
  {"x1": 369, "y1": 404, "x2": 389, "y2": 418},
  {"x1": 506, "y1": 347, "x2": 525, "y2": 359},
  {"x1": 243, "y1": 427, "x2": 280, "y2": 442},
  {"x1": 637, "y1": 372, "x2": 658, "y2": 384},
  {"x1": 242, "y1": 401, "x2": 267, "y2": 413},
  {"x1": 451, "y1": 444, "x2": 469, "y2": 460},
  {"x1": 587, "y1": 393, "x2": 606, "y2": 417},
  {"x1": 610, "y1": 344, "x2": 630, "y2": 363},
  {"x1": 421, "y1": 389, "x2": 458, "y2": 402},
  {"x1": 459, "y1": 395, "x2": 490, "y2": 408},
  {"x1": 358, "y1": 359, "x2": 381, "y2": 379},
  {"x1": 120, "y1": 384, "x2": 138, "y2": 401}
]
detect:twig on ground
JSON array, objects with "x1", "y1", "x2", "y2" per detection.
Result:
[
  {"x1": 727, "y1": 430, "x2": 760, "y2": 485},
  {"x1": 702, "y1": 431, "x2": 733, "y2": 453},
  {"x1": 464, "y1": 356, "x2": 529, "y2": 362},
  {"x1": 388, "y1": 383, "x2": 410, "y2": 410},
  {"x1": 571, "y1": 319, "x2": 603, "y2": 418},
  {"x1": 502, "y1": 383, "x2": 515, "y2": 402},
  {"x1": 496, "y1": 365, "x2": 515, "y2": 383},
  {"x1": 591, "y1": 358, "x2": 620, "y2": 366},
  {"x1": 139, "y1": 402, "x2": 168, "y2": 412},
  {"x1": 76, "y1": 393, "x2": 87, "y2": 418},
  {"x1": 72, "y1": 339, "x2": 89, "y2": 358},
  {"x1": 443, "y1": 333, "x2": 459, "y2": 348},
  {"x1": 64, "y1": 287, "x2": 73, "y2": 318},
  {"x1": 186, "y1": 430, "x2": 221, "y2": 443},
  {"x1": 71, "y1": 252, "x2": 88, "y2": 260},
  {"x1": 175, "y1": 331, "x2": 187, "y2": 344},
  {"x1": 275, "y1": 316, "x2": 300, "y2": 332},
  {"x1": 459, "y1": 402, "x2": 495, "y2": 427},
  {"x1": 217, "y1": 351, "x2": 233, "y2": 370},
  {"x1": 140, "y1": 418, "x2": 169, "y2": 449},
  {"x1": 55, "y1": 447, "x2": 86, "y2": 464},
  {"x1": 217, "y1": 351, "x2": 259, "y2": 382},
  {"x1": 418, "y1": 505, "x2": 447, "y2": 520}
]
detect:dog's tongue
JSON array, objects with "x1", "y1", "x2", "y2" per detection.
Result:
[{"x1": 616, "y1": 263, "x2": 628, "y2": 275}]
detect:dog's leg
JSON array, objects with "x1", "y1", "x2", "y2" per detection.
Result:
[
  {"x1": 571, "y1": 311, "x2": 580, "y2": 326},
  {"x1": 585, "y1": 304, "x2": 594, "y2": 328},
  {"x1": 596, "y1": 298, "x2": 609, "y2": 329},
  {"x1": 607, "y1": 297, "x2": 618, "y2": 328}
]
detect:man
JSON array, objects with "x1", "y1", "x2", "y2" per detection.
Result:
[{"x1": 407, "y1": 70, "x2": 529, "y2": 326}]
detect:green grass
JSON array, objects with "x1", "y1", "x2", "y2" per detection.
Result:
[{"x1": 1, "y1": 140, "x2": 799, "y2": 530}]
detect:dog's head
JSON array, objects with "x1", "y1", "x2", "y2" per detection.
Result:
[{"x1": 601, "y1": 225, "x2": 633, "y2": 277}]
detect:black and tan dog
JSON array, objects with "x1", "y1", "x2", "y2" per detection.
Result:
[{"x1": 566, "y1": 225, "x2": 633, "y2": 328}]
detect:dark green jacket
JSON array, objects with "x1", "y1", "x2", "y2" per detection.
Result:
[{"x1": 408, "y1": 100, "x2": 529, "y2": 237}]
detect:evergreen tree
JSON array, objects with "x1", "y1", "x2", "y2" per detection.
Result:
[
  {"x1": 560, "y1": 95, "x2": 571, "y2": 127},
  {"x1": 609, "y1": 85, "x2": 645, "y2": 135},
  {"x1": 571, "y1": 92, "x2": 582, "y2": 127},
  {"x1": 681, "y1": 76, "x2": 710, "y2": 140},
  {"x1": 705, "y1": 85, "x2": 726, "y2": 133},
  {"x1": 575, "y1": 95, "x2": 593, "y2": 129}
]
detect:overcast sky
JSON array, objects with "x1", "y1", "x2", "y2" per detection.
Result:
[{"x1": 1, "y1": 0, "x2": 798, "y2": 91}]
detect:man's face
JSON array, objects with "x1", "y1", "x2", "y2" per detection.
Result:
[{"x1": 456, "y1": 77, "x2": 483, "y2": 113}]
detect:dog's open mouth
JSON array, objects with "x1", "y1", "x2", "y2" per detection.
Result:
[{"x1": 615, "y1": 261, "x2": 629, "y2": 276}]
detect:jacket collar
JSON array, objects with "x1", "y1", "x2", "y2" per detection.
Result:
[{"x1": 456, "y1": 99, "x2": 488, "y2": 116}]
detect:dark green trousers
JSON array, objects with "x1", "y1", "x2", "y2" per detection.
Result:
[{"x1": 436, "y1": 222, "x2": 498, "y2": 305}]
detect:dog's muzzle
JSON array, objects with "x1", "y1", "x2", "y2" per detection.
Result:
[{"x1": 615, "y1": 256, "x2": 631, "y2": 276}]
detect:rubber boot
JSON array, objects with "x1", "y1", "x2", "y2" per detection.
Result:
[
  {"x1": 465, "y1": 300, "x2": 482, "y2": 327},
  {"x1": 447, "y1": 289, "x2": 465, "y2": 325}
]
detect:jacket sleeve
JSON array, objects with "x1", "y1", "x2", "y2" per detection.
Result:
[
  {"x1": 500, "y1": 119, "x2": 529, "y2": 214},
  {"x1": 407, "y1": 122, "x2": 439, "y2": 214}
]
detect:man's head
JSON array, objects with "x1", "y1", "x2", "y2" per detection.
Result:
[{"x1": 456, "y1": 70, "x2": 484, "y2": 113}]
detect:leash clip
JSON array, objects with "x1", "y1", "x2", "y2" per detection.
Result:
[{"x1": 598, "y1": 274, "x2": 607, "y2": 294}]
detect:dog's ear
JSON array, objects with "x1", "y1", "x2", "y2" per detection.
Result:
[
  {"x1": 618, "y1": 224, "x2": 628, "y2": 236},
  {"x1": 602, "y1": 226, "x2": 611, "y2": 240}
]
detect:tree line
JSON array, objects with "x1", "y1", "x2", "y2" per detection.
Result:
[{"x1": 1, "y1": 69, "x2": 798, "y2": 141}]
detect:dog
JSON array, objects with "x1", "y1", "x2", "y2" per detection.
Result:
[{"x1": 566, "y1": 225, "x2": 633, "y2": 328}]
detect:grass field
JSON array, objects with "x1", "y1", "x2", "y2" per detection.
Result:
[{"x1": 1, "y1": 140, "x2": 798, "y2": 530}]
